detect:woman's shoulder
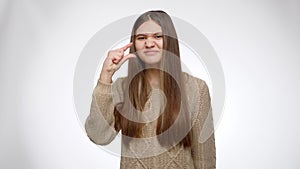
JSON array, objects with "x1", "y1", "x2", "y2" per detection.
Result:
[
  {"x1": 182, "y1": 72, "x2": 208, "y2": 89},
  {"x1": 114, "y1": 76, "x2": 127, "y2": 82},
  {"x1": 110, "y1": 77, "x2": 128, "y2": 104},
  {"x1": 182, "y1": 72, "x2": 211, "y2": 104},
  {"x1": 113, "y1": 76, "x2": 127, "y2": 87}
]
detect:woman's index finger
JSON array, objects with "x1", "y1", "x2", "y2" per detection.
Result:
[{"x1": 120, "y1": 42, "x2": 133, "y2": 51}]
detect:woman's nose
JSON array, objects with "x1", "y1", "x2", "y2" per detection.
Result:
[{"x1": 145, "y1": 39, "x2": 155, "y2": 48}]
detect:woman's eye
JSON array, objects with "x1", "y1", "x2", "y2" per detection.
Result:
[
  {"x1": 155, "y1": 35, "x2": 163, "y2": 39},
  {"x1": 137, "y1": 36, "x2": 146, "y2": 40}
]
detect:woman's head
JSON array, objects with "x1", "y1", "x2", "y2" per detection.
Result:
[
  {"x1": 129, "y1": 10, "x2": 180, "y2": 67},
  {"x1": 115, "y1": 10, "x2": 192, "y2": 148}
]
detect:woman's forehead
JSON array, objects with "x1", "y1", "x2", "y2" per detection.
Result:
[{"x1": 135, "y1": 20, "x2": 162, "y2": 35}]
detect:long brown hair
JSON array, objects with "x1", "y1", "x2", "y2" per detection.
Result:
[{"x1": 114, "y1": 10, "x2": 192, "y2": 148}]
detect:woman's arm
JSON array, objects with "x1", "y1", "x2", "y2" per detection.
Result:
[
  {"x1": 85, "y1": 43, "x2": 134, "y2": 145},
  {"x1": 85, "y1": 79, "x2": 121, "y2": 145},
  {"x1": 191, "y1": 79, "x2": 216, "y2": 169}
]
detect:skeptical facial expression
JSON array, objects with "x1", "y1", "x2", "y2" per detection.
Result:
[{"x1": 135, "y1": 20, "x2": 163, "y2": 67}]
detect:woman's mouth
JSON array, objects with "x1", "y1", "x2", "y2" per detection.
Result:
[{"x1": 144, "y1": 50, "x2": 160, "y2": 56}]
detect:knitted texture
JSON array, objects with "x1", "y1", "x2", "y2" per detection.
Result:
[{"x1": 85, "y1": 72, "x2": 216, "y2": 169}]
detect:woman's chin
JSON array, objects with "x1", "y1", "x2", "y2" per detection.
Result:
[
  {"x1": 139, "y1": 57, "x2": 161, "y2": 68},
  {"x1": 144, "y1": 61, "x2": 161, "y2": 68}
]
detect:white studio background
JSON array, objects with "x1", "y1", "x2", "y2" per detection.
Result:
[{"x1": 1, "y1": 0, "x2": 300, "y2": 169}]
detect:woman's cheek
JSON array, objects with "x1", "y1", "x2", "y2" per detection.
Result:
[{"x1": 135, "y1": 42, "x2": 144, "y2": 51}]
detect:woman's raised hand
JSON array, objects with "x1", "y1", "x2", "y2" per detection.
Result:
[{"x1": 99, "y1": 43, "x2": 136, "y2": 83}]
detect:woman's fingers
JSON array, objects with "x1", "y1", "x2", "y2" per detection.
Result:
[
  {"x1": 120, "y1": 42, "x2": 133, "y2": 51},
  {"x1": 104, "y1": 42, "x2": 134, "y2": 73},
  {"x1": 111, "y1": 43, "x2": 133, "y2": 64},
  {"x1": 112, "y1": 58, "x2": 120, "y2": 64},
  {"x1": 118, "y1": 53, "x2": 136, "y2": 66},
  {"x1": 112, "y1": 54, "x2": 122, "y2": 64}
]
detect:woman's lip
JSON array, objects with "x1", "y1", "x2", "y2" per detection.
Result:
[{"x1": 144, "y1": 50, "x2": 159, "y2": 55}]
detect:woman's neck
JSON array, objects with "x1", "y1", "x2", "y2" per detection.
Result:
[{"x1": 145, "y1": 69, "x2": 160, "y2": 88}]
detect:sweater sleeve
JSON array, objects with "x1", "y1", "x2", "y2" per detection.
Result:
[
  {"x1": 85, "y1": 78, "x2": 123, "y2": 145},
  {"x1": 191, "y1": 79, "x2": 216, "y2": 169}
]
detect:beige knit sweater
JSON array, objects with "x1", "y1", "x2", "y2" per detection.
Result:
[{"x1": 85, "y1": 72, "x2": 216, "y2": 169}]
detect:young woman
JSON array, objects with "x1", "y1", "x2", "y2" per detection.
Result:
[{"x1": 85, "y1": 10, "x2": 216, "y2": 169}]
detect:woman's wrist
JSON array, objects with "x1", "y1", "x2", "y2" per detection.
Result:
[{"x1": 99, "y1": 71, "x2": 113, "y2": 84}]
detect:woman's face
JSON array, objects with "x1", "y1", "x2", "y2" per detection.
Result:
[{"x1": 135, "y1": 20, "x2": 163, "y2": 67}]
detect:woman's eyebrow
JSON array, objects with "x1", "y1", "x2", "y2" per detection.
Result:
[{"x1": 136, "y1": 32, "x2": 163, "y2": 36}]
